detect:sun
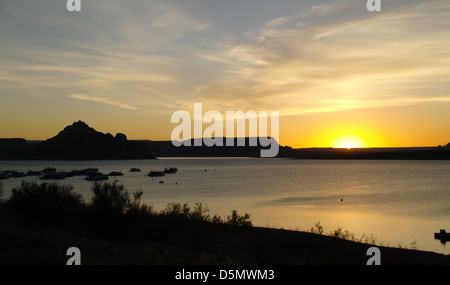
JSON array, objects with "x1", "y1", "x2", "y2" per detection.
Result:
[{"x1": 331, "y1": 134, "x2": 367, "y2": 149}]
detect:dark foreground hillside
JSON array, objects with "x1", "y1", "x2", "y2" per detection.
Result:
[{"x1": 0, "y1": 181, "x2": 449, "y2": 266}]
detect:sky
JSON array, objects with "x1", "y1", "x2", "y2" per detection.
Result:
[{"x1": 1, "y1": 0, "x2": 450, "y2": 148}]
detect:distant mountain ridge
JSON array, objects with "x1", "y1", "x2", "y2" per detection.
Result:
[
  {"x1": 137, "y1": 138, "x2": 293, "y2": 157},
  {"x1": 28, "y1": 121, "x2": 155, "y2": 160},
  {"x1": 289, "y1": 145, "x2": 450, "y2": 160},
  {"x1": 0, "y1": 121, "x2": 293, "y2": 160},
  {"x1": 0, "y1": 138, "x2": 34, "y2": 160},
  {"x1": 0, "y1": 121, "x2": 449, "y2": 160}
]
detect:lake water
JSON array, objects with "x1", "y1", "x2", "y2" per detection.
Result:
[{"x1": 1, "y1": 158, "x2": 450, "y2": 255}]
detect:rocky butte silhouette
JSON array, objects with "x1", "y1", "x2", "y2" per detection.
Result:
[{"x1": 29, "y1": 121, "x2": 155, "y2": 160}]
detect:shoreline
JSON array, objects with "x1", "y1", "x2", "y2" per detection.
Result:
[
  {"x1": 1, "y1": 201, "x2": 449, "y2": 265},
  {"x1": 1, "y1": 164, "x2": 450, "y2": 259}
]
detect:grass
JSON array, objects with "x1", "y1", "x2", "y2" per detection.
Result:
[
  {"x1": 0, "y1": 181, "x2": 449, "y2": 265},
  {"x1": 309, "y1": 221, "x2": 419, "y2": 250}
]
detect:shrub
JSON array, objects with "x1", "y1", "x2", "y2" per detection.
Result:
[
  {"x1": 211, "y1": 214, "x2": 223, "y2": 224},
  {"x1": 329, "y1": 227, "x2": 355, "y2": 241},
  {"x1": 310, "y1": 221, "x2": 324, "y2": 235},
  {"x1": 91, "y1": 181, "x2": 152, "y2": 216},
  {"x1": 163, "y1": 202, "x2": 191, "y2": 218},
  {"x1": 189, "y1": 202, "x2": 210, "y2": 222},
  {"x1": 5, "y1": 181, "x2": 85, "y2": 227},
  {"x1": 126, "y1": 190, "x2": 153, "y2": 218},
  {"x1": 91, "y1": 180, "x2": 130, "y2": 215},
  {"x1": 227, "y1": 210, "x2": 252, "y2": 227},
  {"x1": 4, "y1": 180, "x2": 256, "y2": 244},
  {"x1": 89, "y1": 181, "x2": 155, "y2": 239}
]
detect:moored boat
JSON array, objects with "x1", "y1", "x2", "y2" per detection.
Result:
[
  {"x1": 42, "y1": 167, "x2": 57, "y2": 174},
  {"x1": 0, "y1": 172, "x2": 10, "y2": 180},
  {"x1": 40, "y1": 172, "x2": 68, "y2": 180},
  {"x1": 9, "y1": 171, "x2": 27, "y2": 178},
  {"x1": 85, "y1": 173, "x2": 109, "y2": 181},
  {"x1": 148, "y1": 171, "x2": 165, "y2": 177},
  {"x1": 26, "y1": 170, "x2": 42, "y2": 176},
  {"x1": 71, "y1": 168, "x2": 99, "y2": 176},
  {"x1": 163, "y1": 167, "x2": 178, "y2": 174}
]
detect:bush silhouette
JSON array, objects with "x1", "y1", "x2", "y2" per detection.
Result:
[
  {"x1": 91, "y1": 180, "x2": 130, "y2": 214},
  {"x1": 189, "y1": 202, "x2": 210, "y2": 222},
  {"x1": 3, "y1": 180, "x2": 253, "y2": 246},
  {"x1": 310, "y1": 221, "x2": 324, "y2": 235},
  {"x1": 89, "y1": 180, "x2": 155, "y2": 239},
  {"x1": 162, "y1": 202, "x2": 210, "y2": 222},
  {"x1": 163, "y1": 202, "x2": 191, "y2": 218},
  {"x1": 227, "y1": 210, "x2": 252, "y2": 227},
  {"x1": 5, "y1": 181, "x2": 85, "y2": 228},
  {"x1": 126, "y1": 190, "x2": 154, "y2": 219}
]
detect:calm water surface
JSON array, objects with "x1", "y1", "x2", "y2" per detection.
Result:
[{"x1": 1, "y1": 158, "x2": 450, "y2": 255}]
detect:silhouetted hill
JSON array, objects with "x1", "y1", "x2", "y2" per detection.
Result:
[
  {"x1": 29, "y1": 121, "x2": 155, "y2": 160},
  {"x1": 1, "y1": 121, "x2": 448, "y2": 160}
]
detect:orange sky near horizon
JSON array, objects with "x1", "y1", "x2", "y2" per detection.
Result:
[{"x1": 2, "y1": 101, "x2": 449, "y2": 149}]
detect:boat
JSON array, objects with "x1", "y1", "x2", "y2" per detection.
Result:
[
  {"x1": 71, "y1": 168, "x2": 99, "y2": 176},
  {"x1": 130, "y1": 168, "x2": 141, "y2": 172},
  {"x1": 40, "y1": 172, "x2": 68, "y2": 180},
  {"x1": 26, "y1": 170, "x2": 42, "y2": 176},
  {"x1": 42, "y1": 167, "x2": 57, "y2": 174},
  {"x1": 0, "y1": 172, "x2": 10, "y2": 180},
  {"x1": 163, "y1": 167, "x2": 178, "y2": 174},
  {"x1": 9, "y1": 171, "x2": 27, "y2": 178},
  {"x1": 434, "y1": 229, "x2": 450, "y2": 242},
  {"x1": 85, "y1": 173, "x2": 109, "y2": 181},
  {"x1": 148, "y1": 171, "x2": 165, "y2": 177},
  {"x1": 108, "y1": 171, "x2": 124, "y2": 176},
  {"x1": 60, "y1": 171, "x2": 74, "y2": 178}
]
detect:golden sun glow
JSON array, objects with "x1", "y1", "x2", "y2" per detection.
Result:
[{"x1": 331, "y1": 134, "x2": 367, "y2": 149}]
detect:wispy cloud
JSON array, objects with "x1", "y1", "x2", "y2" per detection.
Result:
[
  {"x1": 195, "y1": 0, "x2": 450, "y2": 114},
  {"x1": 0, "y1": 0, "x2": 214, "y2": 113},
  {"x1": 69, "y1": 94, "x2": 138, "y2": 110}
]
